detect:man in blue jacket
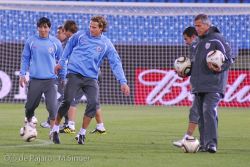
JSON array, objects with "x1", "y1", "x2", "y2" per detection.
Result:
[
  {"x1": 51, "y1": 16, "x2": 130, "y2": 144},
  {"x1": 191, "y1": 14, "x2": 233, "y2": 153},
  {"x1": 19, "y1": 17, "x2": 64, "y2": 131}
]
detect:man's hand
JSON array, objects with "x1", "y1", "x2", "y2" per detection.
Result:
[
  {"x1": 121, "y1": 84, "x2": 130, "y2": 96},
  {"x1": 54, "y1": 64, "x2": 62, "y2": 75},
  {"x1": 19, "y1": 76, "x2": 27, "y2": 88},
  {"x1": 207, "y1": 62, "x2": 221, "y2": 72}
]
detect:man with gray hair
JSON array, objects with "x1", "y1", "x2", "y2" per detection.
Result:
[{"x1": 189, "y1": 14, "x2": 233, "y2": 153}]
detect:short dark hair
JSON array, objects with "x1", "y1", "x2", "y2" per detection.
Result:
[
  {"x1": 63, "y1": 20, "x2": 78, "y2": 33},
  {"x1": 37, "y1": 17, "x2": 51, "y2": 28},
  {"x1": 183, "y1": 26, "x2": 197, "y2": 37},
  {"x1": 57, "y1": 25, "x2": 63, "y2": 30},
  {"x1": 194, "y1": 14, "x2": 211, "y2": 26},
  {"x1": 91, "y1": 16, "x2": 108, "y2": 32}
]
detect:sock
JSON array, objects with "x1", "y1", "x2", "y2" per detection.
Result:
[
  {"x1": 96, "y1": 123, "x2": 105, "y2": 131},
  {"x1": 79, "y1": 128, "x2": 86, "y2": 135},
  {"x1": 68, "y1": 121, "x2": 75, "y2": 130},
  {"x1": 52, "y1": 125, "x2": 59, "y2": 133},
  {"x1": 183, "y1": 134, "x2": 191, "y2": 140}
]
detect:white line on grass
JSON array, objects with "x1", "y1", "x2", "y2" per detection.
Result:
[{"x1": 0, "y1": 139, "x2": 53, "y2": 148}]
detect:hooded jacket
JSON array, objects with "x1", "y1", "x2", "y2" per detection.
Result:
[{"x1": 190, "y1": 26, "x2": 233, "y2": 95}]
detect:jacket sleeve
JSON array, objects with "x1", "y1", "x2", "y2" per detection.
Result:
[
  {"x1": 210, "y1": 35, "x2": 233, "y2": 72},
  {"x1": 19, "y1": 40, "x2": 31, "y2": 76},
  {"x1": 58, "y1": 33, "x2": 78, "y2": 70},
  {"x1": 55, "y1": 40, "x2": 66, "y2": 79},
  {"x1": 106, "y1": 42, "x2": 127, "y2": 85},
  {"x1": 220, "y1": 41, "x2": 234, "y2": 71}
]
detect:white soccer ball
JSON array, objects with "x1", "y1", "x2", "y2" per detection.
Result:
[
  {"x1": 174, "y1": 56, "x2": 191, "y2": 77},
  {"x1": 206, "y1": 50, "x2": 225, "y2": 68},
  {"x1": 24, "y1": 116, "x2": 38, "y2": 128},
  {"x1": 182, "y1": 136, "x2": 200, "y2": 153},
  {"x1": 20, "y1": 124, "x2": 38, "y2": 142}
]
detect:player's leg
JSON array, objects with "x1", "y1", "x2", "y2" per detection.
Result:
[
  {"x1": 25, "y1": 79, "x2": 43, "y2": 122},
  {"x1": 202, "y1": 92, "x2": 221, "y2": 153},
  {"x1": 43, "y1": 79, "x2": 58, "y2": 129},
  {"x1": 51, "y1": 74, "x2": 81, "y2": 144},
  {"x1": 197, "y1": 93, "x2": 207, "y2": 152},
  {"x1": 76, "y1": 78, "x2": 99, "y2": 144},
  {"x1": 173, "y1": 95, "x2": 199, "y2": 147},
  {"x1": 59, "y1": 105, "x2": 77, "y2": 134},
  {"x1": 60, "y1": 89, "x2": 84, "y2": 134},
  {"x1": 41, "y1": 78, "x2": 64, "y2": 128},
  {"x1": 90, "y1": 107, "x2": 106, "y2": 134}
]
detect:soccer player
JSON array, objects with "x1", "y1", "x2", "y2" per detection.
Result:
[
  {"x1": 40, "y1": 25, "x2": 68, "y2": 129},
  {"x1": 173, "y1": 26, "x2": 199, "y2": 147},
  {"x1": 189, "y1": 14, "x2": 233, "y2": 153},
  {"x1": 19, "y1": 17, "x2": 64, "y2": 130},
  {"x1": 60, "y1": 20, "x2": 106, "y2": 134},
  {"x1": 51, "y1": 16, "x2": 130, "y2": 144}
]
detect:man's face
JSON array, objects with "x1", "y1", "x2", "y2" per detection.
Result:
[
  {"x1": 57, "y1": 28, "x2": 67, "y2": 42},
  {"x1": 89, "y1": 21, "x2": 102, "y2": 37},
  {"x1": 38, "y1": 24, "x2": 50, "y2": 38},
  {"x1": 183, "y1": 34, "x2": 196, "y2": 46},
  {"x1": 194, "y1": 19, "x2": 209, "y2": 36},
  {"x1": 64, "y1": 30, "x2": 73, "y2": 38}
]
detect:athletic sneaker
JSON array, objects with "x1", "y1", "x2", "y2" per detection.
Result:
[
  {"x1": 59, "y1": 123, "x2": 67, "y2": 131},
  {"x1": 77, "y1": 134, "x2": 85, "y2": 144},
  {"x1": 207, "y1": 145, "x2": 217, "y2": 153},
  {"x1": 59, "y1": 126, "x2": 76, "y2": 134},
  {"x1": 50, "y1": 131, "x2": 60, "y2": 144},
  {"x1": 90, "y1": 128, "x2": 106, "y2": 134},
  {"x1": 75, "y1": 134, "x2": 79, "y2": 141},
  {"x1": 40, "y1": 121, "x2": 50, "y2": 128},
  {"x1": 173, "y1": 139, "x2": 184, "y2": 147}
]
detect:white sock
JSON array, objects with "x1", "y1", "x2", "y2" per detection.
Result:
[
  {"x1": 96, "y1": 123, "x2": 105, "y2": 131},
  {"x1": 68, "y1": 121, "x2": 75, "y2": 130},
  {"x1": 52, "y1": 125, "x2": 59, "y2": 133},
  {"x1": 183, "y1": 134, "x2": 191, "y2": 140},
  {"x1": 79, "y1": 128, "x2": 86, "y2": 135}
]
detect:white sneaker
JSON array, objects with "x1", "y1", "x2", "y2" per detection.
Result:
[
  {"x1": 40, "y1": 121, "x2": 50, "y2": 128},
  {"x1": 173, "y1": 139, "x2": 184, "y2": 147}
]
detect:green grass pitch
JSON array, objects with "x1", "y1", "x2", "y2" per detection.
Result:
[{"x1": 0, "y1": 103, "x2": 249, "y2": 167}]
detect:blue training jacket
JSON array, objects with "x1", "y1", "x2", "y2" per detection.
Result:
[
  {"x1": 20, "y1": 34, "x2": 64, "y2": 79},
  {"x1": 59, "y1": 30, "x2": 127, "y2": 85}
]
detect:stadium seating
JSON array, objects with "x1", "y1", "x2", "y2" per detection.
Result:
[{"x1": 0, "y1": 10, "x2": 248, "y2": 51}]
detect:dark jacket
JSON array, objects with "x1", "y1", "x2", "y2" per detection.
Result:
[{"x1": 190, "y1": 27, "x2": 233, "y2": 95}]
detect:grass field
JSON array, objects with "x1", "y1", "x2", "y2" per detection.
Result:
[{"x1": 0, "y1": 103, "x2": 249, "y2": 167}]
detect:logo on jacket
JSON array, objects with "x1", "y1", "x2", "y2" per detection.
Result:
[
  {"x1": 96, "y1": 46, "x2": 103, "y2": 52},
  {"x1": 205, "y1": 43, "x2": 211, "y2": 49},
  {"x1": 48, "y1": 46, "x2": 55, "y2": 54}
]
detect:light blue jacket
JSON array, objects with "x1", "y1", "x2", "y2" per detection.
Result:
[
  {"x1": 59, "y1": 30, "x2": 127, "y2": 85},
  {"x1": 20, "y1": 34, "x2": 64, "y2": 79}
]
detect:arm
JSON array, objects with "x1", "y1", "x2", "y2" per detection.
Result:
[
  {"x1": 208, "y1": 37, "x2": 233, "y2": 72},
  {"x1": 106, "y1": 43, "x2": 130, "y2": 96},
  {"x1": 55, "y1": 40, "x2": 66, "y2": 79},
  {"x1": 19, "y1": 40, "x2": 31, "y2": 87},
  {"x1": 55, "y1": 33, "x2": 78, "y2": 74}
]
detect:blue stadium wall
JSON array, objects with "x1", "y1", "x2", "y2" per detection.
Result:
[{"x1": 0, "y1": 10, "x2": 249, "y2": 104}]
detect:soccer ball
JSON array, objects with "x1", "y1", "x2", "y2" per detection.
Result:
[
  {"x1": 206, "y1": 50, "x2": 225, "y2": 68},
  {"x1": 24, "y1": 116, "x2": 38, "y2": 128},
  {"x1": 182, "y1": 136, "x2": 200, "y2": 153},
  {"x1": 20, "y1": 124, "x2": 38, "y2": 142},
  {"x1": 174, "y1": 56, "x2": 191, "y2": 77}
]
